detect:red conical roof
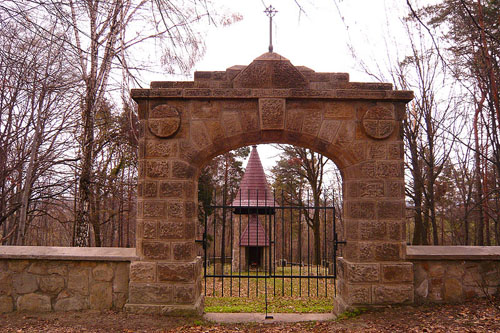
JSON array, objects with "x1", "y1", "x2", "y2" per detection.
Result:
[
  {"x1": 232, "y1": 146, "x2": 276, "y2": 211},
  {"x1": 240, "y1": 214, "x2": 270, "y2": 247}
]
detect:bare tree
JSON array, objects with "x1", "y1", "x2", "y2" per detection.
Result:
[
  {"x1": 271, "y1": 145, "x2": 329, "y2": 265},
  {"x1": 0, "y1": 0, "x2": 233, "y2": 246},
  {"x1": 0, "y1": 17, "x2": 79, "y2": 245}
]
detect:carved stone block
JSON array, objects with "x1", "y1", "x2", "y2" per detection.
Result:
[
  {"x1": 285, "y1": 109, "x2": 304, "y2": 132},
  {"x1": 318, "y1": 120, "x2": 341, "y2": 143},
  {"x1": 129, "y1": 283, "x2": 173, "y2": 304},
  {"x1": 172, "y1": 242, "x2": 195, "y2": 261},
  {"x1": 347, "y1": 263, "x2": 380, "y2": 283},
  {"x1": 157, "y1": 263, "x2": 195, "y2": 282},
  {"x1": 146, "y1": 141, "x2": 178, "y2": 158},
  {"x1": 159, "y1": 222, "x2": 185, "y2": 240},
  {"x1": 148, "y1": 105, "x2": 181, "y2": 138},
  {"x1": 259, "y1": 98, "x2": 285, "y2": 130},
  {"x1": 175, "y1": 285, "x2": 196, "y2": 304},
  {"x1": 359, "y1": 220, "x2": 386, "y2": 240},
  {"x1": 142, "y1": 241, "x2": 170, "y2": 260},
  {"x1": 130, "y1": 262, "x2": 156, "y2": 282},
  {"x1": 377, "y1": 201, "x2": 404, "y2": 219},
  {"x1": 324, "y1": 101, "x2": 355, "y2": 119},
  {"x1": 222, "y1": 112, "x2": 243, "y2": 137},
  {"x1": 167, "y1": 201, "x2": 184, "y2": 219},
  {"x1": 346, "y1": 201, "x2": 376, "y2": 219},
  {"x1": 347, "y1": 284, "x2": 372, "y2": 304},
  {"x1": 374, "y1": 242, "x2": 402, "y2": 261},
  {"x1": 362, "y1": 106, "x2": 396, "y2": 139},
  {"x1": 381, "y1": 263, "x2": 413, "y2": 283},
  {"x1": 159, "y1": 181, "x2": 183, "y2": 198},
  {"x1": 142, "y1": 221, "x2": 157, "y2": 239},
  {"x1": 372, "y1": 284, "x2": 413, "y2": 304},
  {"x1": 143, "y1": 202, "x2": 166, "y2": 218},
  {"x1": 172, "y1": 161, "x2": 195, "y2": 179},
  {"x1": 146, "y1": 161, "x2": 169, "y2": 178}
]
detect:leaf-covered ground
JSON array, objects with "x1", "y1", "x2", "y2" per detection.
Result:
[{"x1": 1, "y1": 297, "x2": 499, "y2": 332}]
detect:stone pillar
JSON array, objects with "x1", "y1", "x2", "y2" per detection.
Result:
[
  {"x1": 333, "y1": 140, "x2": 414, "y2": 313},
  {"x1": 125, "y1": 102, "x2": 203, "y2": 315}
]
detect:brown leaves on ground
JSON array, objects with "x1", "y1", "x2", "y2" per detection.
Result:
[{"x1": 0, "y1": 297, "x2": 499, "y2": 332}]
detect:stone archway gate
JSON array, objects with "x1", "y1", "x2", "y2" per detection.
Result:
[{"x1": 126, "y1": 52, "x2": 414, "y2": 315}]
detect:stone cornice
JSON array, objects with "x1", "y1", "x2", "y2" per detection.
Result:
[
  {"x1": 131, "y1": 88, "x2": 413, "y2": 101},
  {"x1": 407, "y1": 245, "x2": 500, "y2": 260},
  {"x1": 0, "y1": 246, "x2": 138, "y2": 261}
]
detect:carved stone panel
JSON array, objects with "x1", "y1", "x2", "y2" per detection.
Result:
[
  {"x1": 259, "y1": 98, "x2": 285, "y2": 130},
  {"x1": 148, "y1": 105, "x2": 181, "y2": 138},
  {"x1": 362, "y1": 106, "x2": 396, "y2": 140}
]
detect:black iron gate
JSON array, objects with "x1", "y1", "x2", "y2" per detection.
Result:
[{"x1": 198, "y1": 189, "x2": 345, "y2": 316}]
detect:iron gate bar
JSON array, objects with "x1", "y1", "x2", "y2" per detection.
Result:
[
  {"x1": 202, "y1": 189, "x2": 343, "y2": 300},
  {"x1": 256, "y1": 188, "x2": 259, "y2": 298},
  {"x1": 229, "y1": 206, "x2": 233, "y2": 296}
]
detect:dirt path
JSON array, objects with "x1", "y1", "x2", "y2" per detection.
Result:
[{"x1": 0, "y1": 298, "x2": 499, "y2": 332}]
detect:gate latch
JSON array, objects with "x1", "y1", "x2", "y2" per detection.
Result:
[
  {"x1": 333, "y1": 232, "x2": 346, "y2": 252},
  {"x1": 195, "y1": 232, "x2": 206, "y2": 250}
]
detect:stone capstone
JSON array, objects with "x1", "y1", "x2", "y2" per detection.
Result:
[{"x1": 232, "y1": 52, "x2": 308, "y2": 89}]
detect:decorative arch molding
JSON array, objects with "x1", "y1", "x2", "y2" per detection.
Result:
[{"x1": 127, "y1": 52, "x2": 414, "y2": 315}]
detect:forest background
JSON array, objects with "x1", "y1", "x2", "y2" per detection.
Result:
[{"x1": 0, "y1": 0, "x2": 499, "y2": 249}]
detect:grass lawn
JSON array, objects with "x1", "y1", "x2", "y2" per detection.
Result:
[{"x1": 203, "y1": 264, "x2": 336, "y2": 313}]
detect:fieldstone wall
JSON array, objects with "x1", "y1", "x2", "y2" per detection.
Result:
[
  {"x1": 412, "y1": 260, "x2": 500, "y2": 303},
  {"x1": 0, "y1": 259, "x2": 129, "y2": 313},
  {"x1": 408, "y1": 246, "x2": 500, "y2": 303},
  {"x1": 0, "y1": 246, "x2": 136, "y2": 313}
]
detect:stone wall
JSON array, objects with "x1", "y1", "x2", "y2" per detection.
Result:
[
  {"x1": 408, "y1": 246, "x2": 500, "y2": 303},
  {"x1": 0, "y1": 246, "x2": 136, "y2": 313}
]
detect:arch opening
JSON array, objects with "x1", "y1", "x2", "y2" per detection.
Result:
[{"x1": 198, "y1": 144, "x2": 343, "y2": 313}]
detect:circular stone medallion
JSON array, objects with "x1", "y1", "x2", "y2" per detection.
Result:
[
  {"x1": 148, "y1": 105, "x2": 180, "y2": 138},
  {"x1": 362, "y1": 106, "x2": 396, "y2": 140}
]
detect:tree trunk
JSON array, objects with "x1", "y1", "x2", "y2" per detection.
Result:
[
  {"x1": 73, "y1": 94, "x2": 95, "y2": 247},
  {"x1": 422, "y1": 201, "x2": 430, "y2": 245},
  {"x1": 313, "y1": 215, "x2": 321, "y2": 266},
  {"x1": 17, "y1": 116, "x2": 42, "y2": 245},
  {"x1": 474, "y1": 101, "x2": 485, "y2": 245}
]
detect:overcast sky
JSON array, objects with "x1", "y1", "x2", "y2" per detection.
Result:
[{"x1": 147, "y1": 0, "x2": 417, "y2": 171}]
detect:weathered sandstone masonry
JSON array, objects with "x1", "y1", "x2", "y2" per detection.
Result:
[
  {"x1": 408, "y1": 246, "x2": 500, "y2": 303},
  {"x1": 0, "y1": 246, "x2": 135, "y2": 313},
  {"x1": 0, "y1": 55, "x2": 497, "y2": 315},
  {"x1": 0, "y1": 246, "x2": 498, "y2": 313},
  {"x1": 129, "y1": 52, "x2": 414, "y2": 314}
]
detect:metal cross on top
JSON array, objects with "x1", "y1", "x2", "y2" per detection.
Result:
[{"x1": 264, "y1": 5, "x2": 278, "y2": 53}]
